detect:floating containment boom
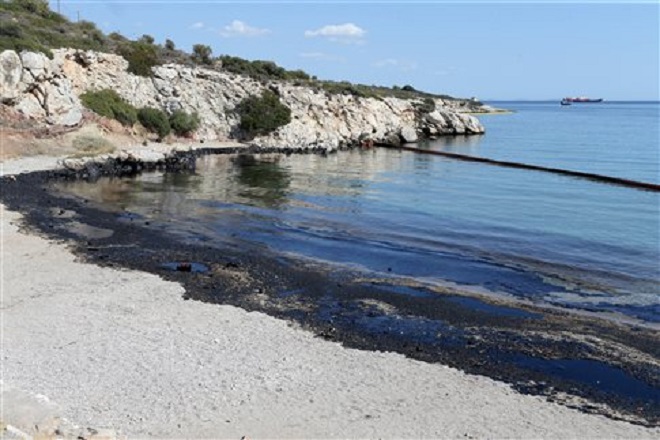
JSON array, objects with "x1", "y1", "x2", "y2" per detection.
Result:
[{"x1": 377, "y1": 144, "x2": 660, "y2": 192}]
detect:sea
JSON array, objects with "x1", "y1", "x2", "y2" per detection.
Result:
[{"x1": 59, "y1": 101, "x2": 660, "y2": 324}]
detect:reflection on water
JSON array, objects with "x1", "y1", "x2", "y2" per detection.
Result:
[
  {"x1": 57, "y1": 147, "x2": 660, "y2": 322},
  {"x1": 234, "y1": 155, "x2": 291, "y2": 207},
  {"x1": 420, "y1": 134, "x2": 484, "y2": 155}
]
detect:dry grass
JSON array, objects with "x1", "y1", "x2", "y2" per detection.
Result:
[{"x1": 68, "y1": 134, "x2": 116, "y2": 158}]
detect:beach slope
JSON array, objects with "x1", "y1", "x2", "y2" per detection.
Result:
[{"x1": 1, "y1": 159, "x2": 657, "y2": 439}]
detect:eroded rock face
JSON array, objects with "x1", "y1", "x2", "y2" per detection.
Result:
[
  {"x1": 1, "y1": 50, "x2": 82, "y2": 126},
  {"x1": 1, "y1": 48, "x2": 486, "y2": 147}
]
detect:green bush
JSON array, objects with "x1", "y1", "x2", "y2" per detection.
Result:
[
  {"x1": 169, "y1": 110, "x2": 200, "y2": 136},
  {"x1": 285, "y1": 69, "x2": 311, "y2": 81},
  {"x1": 138, "y1": 107, "x2": 171, "y2": 139},
  {"x1": 318, "y1": 81, "x2": 378, "y2": 98},
  {"x1": 112, "y1": 103, "x2": 138, "y2": 126},
  {"x1": 218, "y1": 55, "x2": 311, "y2": 82},
  {"x1": 0, "y1": 37, "x2": 53, "y2": 58},
  {"x1": 0, "y1": 22, "x2": 23, "y2": 38},
  {"x1": 119, "y1": 41, "x2": 159, "y2": 76},
  {"x1": 415, "y1": 97, "x2": 436, "y2": 114},
  {"x1": 108, "y1": 32, "x2": 127, "y2": 42},
  {"x1": 235, "y1": 90, "x2": 291, "y2": 139},
  {"x1": 80, "y1": 89, "x2": 137, "y2": 126}
]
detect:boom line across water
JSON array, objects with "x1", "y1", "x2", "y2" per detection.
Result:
[{"x1": 377, "y1": 144, "x2": 660, "y2": 192}]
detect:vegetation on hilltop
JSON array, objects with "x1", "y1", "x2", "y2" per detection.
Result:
[
  {"x1": 0, "y1": 0, "x2": 104, "y2": 57},
  {"x1": 218, "y1": 55, "x2": 311, "y2": 82},
  {"x1": 0, "y1": 0, "x2": 469, "y2": 102}
]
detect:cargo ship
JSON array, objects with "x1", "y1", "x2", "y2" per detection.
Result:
[{"x1": 562, "y1": 97, "x2": 603, "y2": 103}]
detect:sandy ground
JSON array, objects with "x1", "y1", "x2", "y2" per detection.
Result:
[{"x1": 1, "y1": 154, "x2": 659, "y2": 439}]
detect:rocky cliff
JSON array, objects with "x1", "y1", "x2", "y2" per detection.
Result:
[{"x1": 1, "y1": 48, "x2": 486, "y2": 150}]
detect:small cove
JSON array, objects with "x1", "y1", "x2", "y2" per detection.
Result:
[
  {"x1": 56, "y1": 130, "x2": 660, "y2": 324},
  {"x1": 4, "y1": 152, "x2": 659, "y2": 424}
]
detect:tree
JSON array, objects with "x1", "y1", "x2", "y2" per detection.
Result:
[
  {"x1": 192, "y1": 44, "x2": 212, "y2": 65},
  {"x1": 164, "y1": 39, "x2": 176, "y2": 51},
  {"x1": 139, "y1": 34, "x2": 155, "y2": 45}
]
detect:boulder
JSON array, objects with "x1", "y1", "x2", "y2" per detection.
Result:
[
  {"x1": 71, "y1": 50, "x2": 98, "y2": 67},
  {"x1": 20, "y1": 51, "x2": 51, "y2": 81},
  {"x1": 0, "y1": 50, "x2": 23, "y2": 103},
  {"x1": 45, "y1": 79, "x2": 83, "y2": 126},
  {"x1": 400, "y1": 126, "x2": 419, "y2": 143},
  {"x1": 381, "y1": 131, "x2": 402, "y2": 147},
  {"x1": 15, "y1": 94, "x2": 45, "y2": 119}
]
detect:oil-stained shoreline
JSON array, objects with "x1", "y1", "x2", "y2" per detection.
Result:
[{"x1": 2, "y1": 148, "x2": 659, "y2": 427}]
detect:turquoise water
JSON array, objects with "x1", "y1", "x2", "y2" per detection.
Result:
[{"x1": 60, "y1": 102, "x2": 660, "y2": 322}]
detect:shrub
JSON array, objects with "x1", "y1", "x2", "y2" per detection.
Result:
[
  {"x1": 285, "y1": 69, "x2": 311, "y2": 81},
  {"x1": 235, "y1": 90, "x2": 291, "y2": 139},
  {"x1": 217, "y1": 55, "x2": 311, "y2": 82},
  {"x1": 415, "y1": 97, "x2": 436, "y2": 114},
  {"x1": 0, "y1": 23, "x2": 23, "y2": 38},
  {"x1": 80, "y1": 89, "x2": 137, "y2": 126},
  {"x1": 138, "y1": 107, "x2": 171, "y2": 139},
  {"x1": 71, "y1": 134, "x2": 115, "y2": 157},
  {"x1": 108, "y1": 32, "x2": 127, "y2": 42},
  {"x1": 0, "y1": 36, "x2": 53, "y2": 58},
  {"x1": 112, "y1": 103, "x2": 138, "y2": 126},
  {"x1": 119, "y1": 41, "x2": 159, "y2": 76},
  {"x1": 169, "y1": 110, "x2": 200, "y2": 136},
  {"x1": 76, "y1": 20, "x2": 99, "y2": 33}
]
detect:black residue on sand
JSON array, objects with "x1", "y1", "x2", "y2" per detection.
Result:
[{"x1": 2, "y1": 150, "x2": 659, "y2": 427}]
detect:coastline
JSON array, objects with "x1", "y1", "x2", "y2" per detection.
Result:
[{"x1": 2, "y1": 149, "x2": 659, "y2": 438}]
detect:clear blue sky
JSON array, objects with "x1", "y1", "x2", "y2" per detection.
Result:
[{"x1": 51, "y1": 1, "x2": 659, "y2": 101}]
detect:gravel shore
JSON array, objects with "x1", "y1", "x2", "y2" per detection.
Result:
[{"x1": 2, "y1": 153, "x2": 659, "y2": 439}]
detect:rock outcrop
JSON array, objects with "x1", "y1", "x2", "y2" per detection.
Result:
[
  {"x1": 1, "y1": 50, "x2": 82, "y2": 126},
  {"x1": 1, "y1": 48, "x2": 486, "y2": 150}
]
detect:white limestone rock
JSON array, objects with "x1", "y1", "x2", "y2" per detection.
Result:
[
  {"x1": 20, "y1": 51, "x2": 51, "y2": 81},
  {"x1": 400, "y1": 126, "x2": 419, "y2": 143},
  {"x1": 3, "y1": 48, "x2": 486, "y2": 145},
  {"x1": 0, "y1": 50, "x2": 23, "y2": 103}
]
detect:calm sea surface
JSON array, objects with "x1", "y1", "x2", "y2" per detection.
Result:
[{"x1": 60, "y1": 102, "x2": 660, "y2": 322}]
